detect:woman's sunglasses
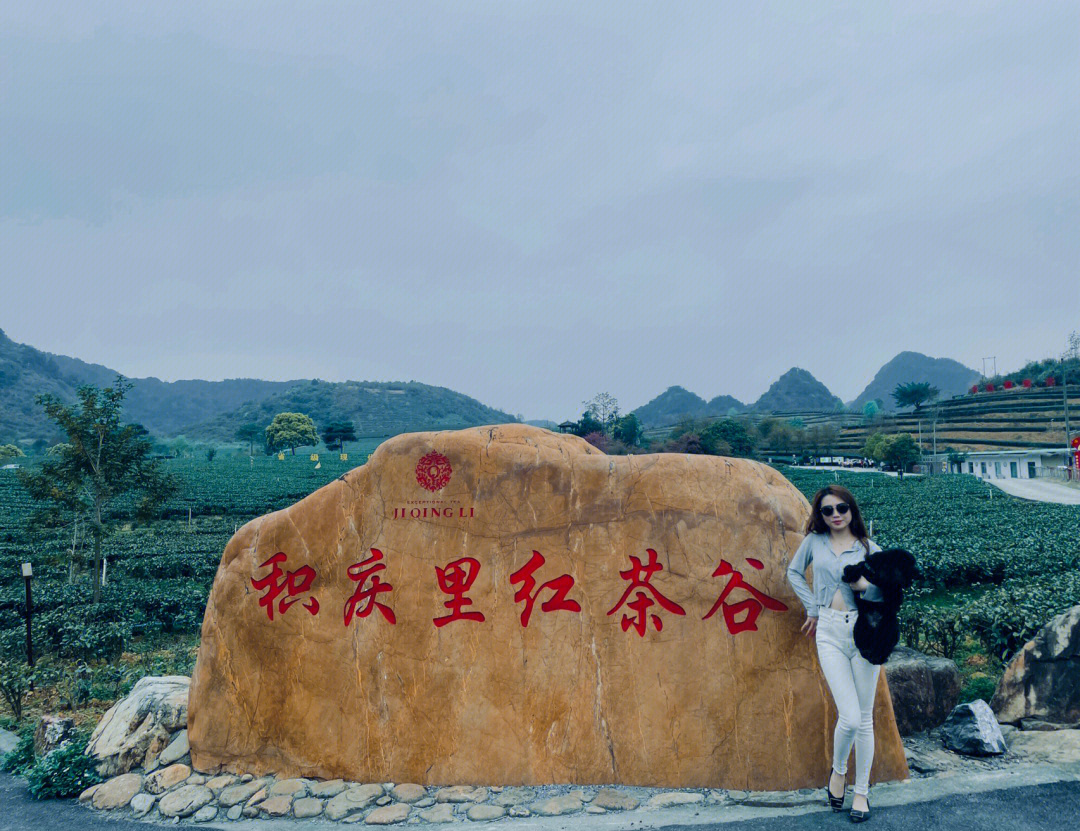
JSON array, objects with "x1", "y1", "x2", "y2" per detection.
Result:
[{"x1": 820, "y1": 503, "x2": 850, "y2": 517}]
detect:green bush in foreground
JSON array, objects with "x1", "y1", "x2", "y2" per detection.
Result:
[
  {"x1": 25, "y1": 732, "x2": 101, "y2": 799},
  {"x1": 0, "y1": 723, "x2": 36, "y2": 775}
]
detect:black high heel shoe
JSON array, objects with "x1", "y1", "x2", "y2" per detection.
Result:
[
  {"x1": 825, "y1": 772, "x2": 846, "y2": 811},
  {"x1": 849, "y1": 794, "x2": 870, "y2": 823}
]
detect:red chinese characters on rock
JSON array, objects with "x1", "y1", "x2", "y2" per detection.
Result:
[
  {"x1": 607, "y1": 548, "x2": 685, "y2": 636},
  {"x1": 250, "y1": 552, "x2": 320, "y2": 621},
  {"x1": 509, "y1": 550, "x2": 581, "y2": 627},
  {"x1": 344, "y1": 548, "x2": 396, "y2": 625},
  {"x1": 433, "y1": 557, "x2": 485, "y2": 627},
  {"x1": 703, "y1": 557, "x2": 789, "y2": 634}
]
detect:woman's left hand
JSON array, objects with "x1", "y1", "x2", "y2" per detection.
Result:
[{"x1": 850, "y1": 576, "x2": 871, "y2": 591}]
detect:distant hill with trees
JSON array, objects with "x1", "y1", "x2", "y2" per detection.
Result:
[
  {"x1": 183, "y1": 380, "x2": 515, "y2": 443},
  {"x1": 631, "y1": 386, "x2": 746, "y2": 428},
  {"x1": 751, "y1": 367, "x2": 844, "y2": 412},
  {"x1": 0, "y1": 329, "x2": 514, "y2": 443},
  {"x1": 847, "y1": 352, "x2": 980, "y2": 412}
]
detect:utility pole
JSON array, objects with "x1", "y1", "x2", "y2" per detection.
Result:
[
  {"x1": 22, "y1": 562, "x2": 34, "y2": 688},
  {"x1": 1063, "y1": 355, "x2": 1072, "y2": 480}
]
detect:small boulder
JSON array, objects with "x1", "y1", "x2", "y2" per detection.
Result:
[
  {"x1": 420, "y1": 804, "x2": 456, "y2": 823},
  {"x1": 392, "y1": 783, "x2": 427, "y2": 803},
  {"x1": 645, "y1": 792, "x2": 703, "y2": 809},
  {"x1": 490, "y1": 787, "x2": 534, "y2": 806},
  {"x1": 294, "y1": 796, "x2": 325, "y2": 818},
  {"x1": 86, "y1": 676, "x2": 189, "y2": 777},
  {"x1": 325, "y1": 784, "x2": 385, "y2": 820},
  {"x1": 193, "y1": 805, "x2": 217, "y2": 822},
  {"x1": 467, "y1": 804, "x2": 506, "y2": 821},
  {"x1": 592, "y1": 788, "x2": 639, "y2": 811},
  {"x1": 91, "y1": 773, "x2": 142, "y2": 810},
  {"x1": 531, "y1": 794, "x2": 583, "y2": 816},
  {"x1": 366, "y1": 803, "x2": 411, "y2": 824},
  {"x1": 33, "y1": 716, "x2": 75, "y2": 757},
  {"x1": 206, "y1": 773, "x2": 237, "y2": 791},
  {"x1": 130, "y1": 793, "x2": 156, "y2": 817},
  {"x1": 144, "y1": 763, "x2": 191, "y2": 794},
  {"x1": 884, "y1": 646, "x2": 962, "y2": 735},
  {"x1": 157, "y1": 730, "x2": 189, "y2": 766},
  {"x1": 435, "y1": 785, "x2": 487, "y2": 803},
  {"x1": 158, "y1": 784, "x2": 214, "y2": 818},
  {"x1": 310, "y1": 779, "x2": 347, "y2": 798},
  {"x1": 219, "y1": 779, "x2": 268, "y2": 807},
  {"x1": 258, "y1": 795, "x2": 294, "y2": 816},
  {"x1": 269, "y1": 778, "x2": 308, "y2": 796},
  {"x1": 941, "y1": 699, "x2": 1008, "y2": 756},
  {"x1": 992, "y1": 604, "x2": 1080, "y2": 725}
]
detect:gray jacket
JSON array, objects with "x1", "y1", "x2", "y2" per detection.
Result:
[{"x1": 786, "y1": 532, "x2": 884, "y2": 618}]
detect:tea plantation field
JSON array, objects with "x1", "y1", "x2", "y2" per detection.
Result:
[
  {"x1": 0, "y1": 447, "x2": 379, "y2": 722},
  {"x1": 0, "y1": 453, "x2": 1077, "y2": 721},
  {"x1": 779, "y1": 467, "x2": 1080, "y2": 671}
]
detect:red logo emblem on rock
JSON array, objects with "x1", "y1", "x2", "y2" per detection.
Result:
[{"x1": 416, "y1": 451, "x2": 452, "y2": 492}]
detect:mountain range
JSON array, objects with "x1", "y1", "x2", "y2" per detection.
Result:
[
  {"x1": 1, "y1": 328, "x2": 982, "y2": 441},
  {"x1": 630, "y1": 354, "x2": 980, "y2": 428},
  {"x1": 0, "y1": 329, "x2": 514, "y2": 442}
]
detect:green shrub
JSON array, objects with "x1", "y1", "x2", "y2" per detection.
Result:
[
  {"x1": 25, "y1": 732, "x2": 101, "y2": 799},
  {"x1": 0, "y1": 722, "x2": 36, "y2": 774},
  {"x1": 959, "y1": 675, "x2": 999, "y2": 704}
]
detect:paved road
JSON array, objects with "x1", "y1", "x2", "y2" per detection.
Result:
[
  {"x1": 0, "y1": 772, "x2": 150, "y2": 831},
  {"x1": 987, "y1": 477, "x2": 1080, "y2": 504},
  {"x1": 657, "y1": 779, "x2": 1080, "y2": 831}
]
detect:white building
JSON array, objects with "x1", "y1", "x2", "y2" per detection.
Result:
[{"x1": 929, "y1": 448, "x2": 1070, "y2": 480}]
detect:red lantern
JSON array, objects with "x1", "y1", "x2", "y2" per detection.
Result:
[
  {"x1": 1003, "y1": 380, "x2": 1014, "y2": 389},
  {"x1": 969, "y1": 384, "x2": 978, "y2": 394},
  {"x1": 1046, "y1": 376, "x2": 1057, "y2": 387},
  {"x1": 986, "y1": 383, "x2": 995, "y2": 392},
  {"x1": 1022, "y1": 379, "x2": 1032, "y2": 388},
  {"x1": 1072, "y1": 435, "x2": 1080, "y2": 449}
]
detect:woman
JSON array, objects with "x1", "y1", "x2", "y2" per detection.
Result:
[{"x1": 786, "y1": 484, "x2": 883, "y2": 823}]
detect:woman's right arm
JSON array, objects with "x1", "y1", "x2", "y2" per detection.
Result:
[{"x1": 786, "y1": 534, "x2": 817, "y2": 618}]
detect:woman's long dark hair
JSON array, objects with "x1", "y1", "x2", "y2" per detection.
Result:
[{"x1": 805, "y1": 484, "x2": 872, "y2": 554}]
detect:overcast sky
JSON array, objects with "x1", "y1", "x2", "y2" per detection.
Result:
[{"x1": 2, "y1": 1, "x2": 1078, "y2": 420}]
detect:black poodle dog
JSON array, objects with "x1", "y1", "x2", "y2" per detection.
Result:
[{"x1": 841, "y1": 548, "x2": 918, "y2": 665}]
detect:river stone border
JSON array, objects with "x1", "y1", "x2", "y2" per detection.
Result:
[{"x1": 75, "y1": 720, "x2": 1079, "y2": 824}]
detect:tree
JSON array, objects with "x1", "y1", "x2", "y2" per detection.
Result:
[
  {"x1": 701, "y1": 418, "x2": 755, "y2": 457},
  {"x1": 862, "y1": 400, "x2": 879, "y2": 421},
  {"x1": 582, "y1": 392, "x2": 619, "y2": 428},
  {"x1": 862, "y1": 431, "x2": 890, "y2": 462},
  {"x1": 205, "y1": 447, "x2": 216, "y2": 462},
  {"x1": 0, "y1": 444, "x2": 25, "y2": 459},
  {"x1": 572, "y1": 411, "x2": 604, "y2": 438},
  {"x1": 235, "y1": 423, "x2": 262, "y2": 456},
  {"x1": 612, "y1": 414, "x2": 642, "y2": 447},
  {"x1": 322, "y1": 420, "x2": 357, "y2": 452},
  {"x1": 883, "y1": 433, "x2": 921, "y2": 471},
  {"x1": 892, "y1": 381, "x2": 939, "y2": 411},
  {"x1": 265, "y1": 412, "x2": 319, "y2": 455},
  {"x1": 17, "y1": 378, "x2": 178, "y2": 603}
]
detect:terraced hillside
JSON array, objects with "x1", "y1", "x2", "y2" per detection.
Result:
[{"x1": 741, "y1": 386, "x2": 1080, "y2": 454}]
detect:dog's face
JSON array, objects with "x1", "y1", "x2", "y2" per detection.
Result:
[{"x1": 862, "y1": 548, "x2": 917, "y2": 591}]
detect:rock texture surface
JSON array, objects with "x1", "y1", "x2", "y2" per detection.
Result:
[
  {"x1": 941, "y1": 700, "x2": 1008, "y2": 756},
  {"x1": 992, "y1": 604, "x2": 1080, "y2": 725},
  {"x1": 884, "y1": 646, "x2": 962, "y2": 734},
  {"x1": 87, "y1": 675, "x2": 190, "y2": 776},
  {"x1": 189, "y1": 425, "x2": 907, "y2": 790}
]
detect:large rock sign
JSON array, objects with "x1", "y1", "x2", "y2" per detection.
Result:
[{"x1": 189, "y1": 425, "x2": 907, "y2": 790}]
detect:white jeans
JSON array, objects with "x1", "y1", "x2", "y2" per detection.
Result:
[{"x1": 815, "y1": 606, "x2": 880, "y2": 796}]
